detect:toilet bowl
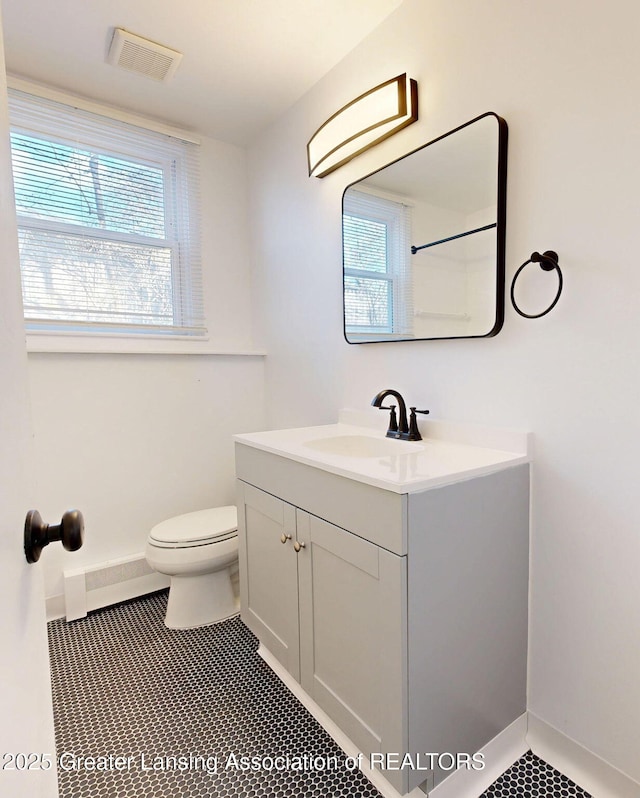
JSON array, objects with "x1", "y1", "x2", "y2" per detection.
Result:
[{"x1": 145, "y1": 506, "x2": 239, "y2": 629}]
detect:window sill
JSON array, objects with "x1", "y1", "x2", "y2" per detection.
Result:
[{"x1": 26, "y1": 332, "x2": 266, "y2": 357}]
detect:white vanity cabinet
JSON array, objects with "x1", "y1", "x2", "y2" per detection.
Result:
[
  {"x1": 238, "y1": 480, "x2": 407, "y2": 765},
  {"x1": 235, "y1": 438, "x2": 529, "y2": 795}
]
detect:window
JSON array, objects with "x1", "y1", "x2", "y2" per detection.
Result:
[
  {"x1": 342, "y1": 189, "x2": 412, "y2": 338},
  {"x1": 8, "y1": 89, "x2": 204, "y2": 338}
]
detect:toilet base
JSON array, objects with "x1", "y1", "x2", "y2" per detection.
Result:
[{"x1": 165, "y1": 568, "x2": 238, "y2": 629}]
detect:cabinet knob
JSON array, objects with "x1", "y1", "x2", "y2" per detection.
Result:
[
  {"x1": 293, "y1": 540, "x2": 306, "y2": 553},
  {"x1": 280, "y1": 533, "x2": 292, "y2": 544}
]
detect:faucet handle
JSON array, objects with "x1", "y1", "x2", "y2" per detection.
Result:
[
  {"x1": 408, "y1": 407, "x2": 430, "y2": 441},
  {"x1": 379, "y1": 404, "x2": 398, "y2": 433}
]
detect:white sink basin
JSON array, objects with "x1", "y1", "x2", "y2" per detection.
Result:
[
  {"x1": 235, "y1": 420, "x2": 530, "y2": 494},
  {"x1": 303, "y1": 434, "x2": 422, "y2": 458}
]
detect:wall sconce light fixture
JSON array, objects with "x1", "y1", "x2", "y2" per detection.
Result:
[{"x1": 307, "y1": 73, "x2": 418, "y2": 178}]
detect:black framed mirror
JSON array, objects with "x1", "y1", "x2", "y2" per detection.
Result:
[{"x1": 342, "y1": 112, "x2": 508, "y2": 343}]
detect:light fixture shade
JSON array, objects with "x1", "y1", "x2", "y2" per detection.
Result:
[{"x1": 307, "y1": 73, "x2": 418, "y2": 178}]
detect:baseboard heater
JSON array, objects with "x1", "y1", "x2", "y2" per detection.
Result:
[{"x1": 62, "y1": 553, "x2": 170, "y2": 621}]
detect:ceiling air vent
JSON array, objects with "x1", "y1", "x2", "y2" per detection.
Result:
[{"x1": 107, "y1": 28, "x2": 183, "y2": 82}]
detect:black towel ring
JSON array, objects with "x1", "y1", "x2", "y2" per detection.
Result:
[{"x1": 510, "y1": 250, "x2": 563, "y2": 319}]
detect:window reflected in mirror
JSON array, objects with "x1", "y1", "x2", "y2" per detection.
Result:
[{"x1": 343, "y1": 190, "x2": 412, "y2": 337}]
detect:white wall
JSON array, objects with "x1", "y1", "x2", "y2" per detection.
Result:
[
  {"x1": 28, "y1": 132, "x2": 265, "y2": 601},
  {"x1": 248, "y1": 0, "x2": 640, "y2": 785}
]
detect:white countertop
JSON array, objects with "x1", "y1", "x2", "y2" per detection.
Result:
[{"x1": 234, "y1": 414, "x2": 530, "y2": 494}]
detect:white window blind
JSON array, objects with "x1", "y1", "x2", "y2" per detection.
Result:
[
  {"x1": 8, "y1": 89, "x2": 204, "y2": 337},
  {"x1": 343, "y1": 189, "x2": 412, "y2": 338}
]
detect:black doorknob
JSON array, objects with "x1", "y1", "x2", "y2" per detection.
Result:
[{"x1": 24, "y1": 509, "x2": 84, "y2": 564}]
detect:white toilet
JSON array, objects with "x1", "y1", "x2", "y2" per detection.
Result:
[{"x1": 145, "y1": 506, "x2": 239, "y2": 629}]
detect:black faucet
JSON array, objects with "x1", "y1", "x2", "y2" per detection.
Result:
[{"x1": 371, "y1": 389, "x2": 429, "y2": 442}]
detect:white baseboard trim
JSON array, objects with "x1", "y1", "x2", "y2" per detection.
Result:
[
  {"x1": 527, "y1": 712, "x2": 640, "y2": 798},
  {"x1": 429, "y1": 714, "x2": 528, "y2": 798},
  {"x1": 46, "y1": 553, "x2": 170, "y2": 621},
  {"x1": 47, "y1": 572, "x2": 170, "y2": 621},
  {"x1": 46, "y1": 593, "x2": 66, "y2": 622},
  {"x1": 258, "y1": 644, "x2": 528, "y2": 798}
]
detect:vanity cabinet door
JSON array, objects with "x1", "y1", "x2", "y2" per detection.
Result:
[
  {"x1": 237, "y1": 481, "x2": 301, "y2": 680},
  {"x1": 296, "y1": 511, "x2": 408, "y2": 776}
]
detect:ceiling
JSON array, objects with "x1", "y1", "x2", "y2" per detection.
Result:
[{"x1": 1, "y1": 0, "x2": 403, "y2": 144}]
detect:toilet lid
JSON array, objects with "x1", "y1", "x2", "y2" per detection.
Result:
[{"x1": 149, "y1": 506, "x2": 238, "y2": 546}]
